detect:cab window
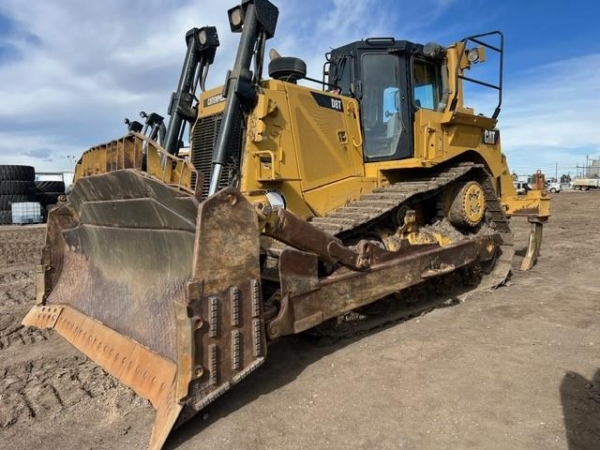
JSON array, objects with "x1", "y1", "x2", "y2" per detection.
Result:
[
  {"x1": 328, "y1": 54, "x2": 354, "y2": 96},
  {"x1": 335, "y1": 56, "x2": 352, "y2": 96},
  {"x1": 361, "y1": 53, "x2": 402, "y2": 158},
  {"x1": 413, "y1": 59, "x2": 440, "y2": 110}
]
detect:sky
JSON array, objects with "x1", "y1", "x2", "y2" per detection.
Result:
[{"x1": 0, "y1": 0, "x2": 599, "y2": 179}]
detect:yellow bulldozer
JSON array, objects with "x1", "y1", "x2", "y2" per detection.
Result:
[{"x1": 23, "y1": 1, "x2": 550, "y2": 448}]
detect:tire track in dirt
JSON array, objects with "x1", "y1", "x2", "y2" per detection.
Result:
[
  {"x1": 0, "y1": 354, "x2": 145, "y2": 428},
  {"x1": 0, "y1": 228, "x2": 45, "y2": 269},
  {"x1": 0, "y1": 310, "x2": 50, "y2": 350},
  {"x1": 0, "y1": 281, "x2": 36, "y2": 307},
  {"x1": 0, "y1": 228, "x2": 46, "y2": 350},
  {"x1": 0, "y1": 226, "x2": 149, "y2": 437},
  {"x1": 0, "y1": 267, "x2": 34, "y2": 285}
]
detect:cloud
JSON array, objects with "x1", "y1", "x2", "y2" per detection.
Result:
[
  {"x1": 0, "y1": 0, "x2": 231, "y2": 170},
  {"x1": 0, "y1": 0, "x2": 596, "y2": 179},
  {"x1": 22, "y1": 148, "x2": 54, "y2": 161},
  {"x1": 0, "y1": 130, "x2": 81, "y2": 168},
  {"x1": 497, "y1": 53, "x2": 600, "y2": 175},
  {"x1": 0, "y1": 0, "x2": 407, "y2": 171}
]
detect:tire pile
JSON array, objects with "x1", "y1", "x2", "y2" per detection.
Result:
[
  {"x1": 34, "y1": 180, "x2": 66, "y2": 212},
  {"x1": 0, "y1": 165, "x2": 66, "y2": 225}
]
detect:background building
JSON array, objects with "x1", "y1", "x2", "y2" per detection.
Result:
[{"x1": 586, "y1": 158, "x2": 600, "y2": 178}]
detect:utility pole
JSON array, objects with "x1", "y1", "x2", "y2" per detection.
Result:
[
  {"x1": 555, "y1": 161, "x2": 558, "y2": 181},
  {"x1": 67, "y1": 155, "x2": 77, "y2": 172}
]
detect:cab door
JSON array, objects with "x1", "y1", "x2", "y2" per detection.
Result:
[{"x1": 359, "y1": 52, "x2": 413, "y2": 161}]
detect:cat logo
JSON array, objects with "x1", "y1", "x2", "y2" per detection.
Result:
[{"x1": 483, "y1": 129, "x2": 499, "y2": 145}]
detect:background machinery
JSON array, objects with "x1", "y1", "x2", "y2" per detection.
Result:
[{"x1": 23, "y1": 1, "x2": 550, "y2": 448}]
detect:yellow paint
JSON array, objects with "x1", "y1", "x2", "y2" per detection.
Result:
[
  {"x1": 463, "y1": 182, "x2": 486, "y2": 224},
  {"x1": 73, "y1": 133, "x2": 196, "y2": 194},
  {"x1": 74, "y1": 36, "x2": 548, "y2": 224}
]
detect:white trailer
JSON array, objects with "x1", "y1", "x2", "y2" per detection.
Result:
[{"x1": 572, "y1": 178, "x2": 600, "y2": 190}]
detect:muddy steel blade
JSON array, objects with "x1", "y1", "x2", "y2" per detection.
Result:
[{"x1": 23, "y1": 171, "x2": 266, "y2": 450}]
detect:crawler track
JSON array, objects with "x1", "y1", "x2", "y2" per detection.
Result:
[
  {"x1": 311, "y1": 162, "x2": 514, "y2": 290},
  {"x1": 305, "y1": 162, "x2": 514, "y2": 338}
]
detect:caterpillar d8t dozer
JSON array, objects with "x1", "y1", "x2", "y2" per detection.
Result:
[{"x1": 23, "y1": 1, "x2": 550, "y2": 448}]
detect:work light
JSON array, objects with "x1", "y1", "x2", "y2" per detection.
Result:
[
  {"x1": 197, "y1": 26, "x2": 219, "y2": 50},
  {"x1": 228, "y1": 5, "x2": 244, "y2": 32}
]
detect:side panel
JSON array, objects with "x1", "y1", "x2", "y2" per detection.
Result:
[
  {"x1": 302, "y1": 177, "x2": 377, "y2": 216},
  {"x1": 239, "y1": 80, "x2": 367, "y2": 218},
  {"x1": 239, "y1": 82, "x2": 314, "y2": 219},
  {"x1": 371, "y1": 107, "x2": 513, "y2": 194},
  {"x1": 283, "y1": 83, "x2": 364, "y2": 192}
]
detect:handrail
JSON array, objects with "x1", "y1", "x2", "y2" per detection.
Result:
[
  {"x1": 450, "y1": 31, "x2": 504, "y2": 120},
  {"x1": 74, "y1": 132, "x2": 198, "y2": 195}
]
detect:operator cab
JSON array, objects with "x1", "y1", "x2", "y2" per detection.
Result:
[{"x1": 326, "y1": 38, "x2": 446, "y2": 162}]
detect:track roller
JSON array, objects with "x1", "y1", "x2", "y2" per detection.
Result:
[{"x1": 446, "y1": 180, "x2": 486, "y2": 227}]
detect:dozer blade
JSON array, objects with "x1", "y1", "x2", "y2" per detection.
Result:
[{"x1": 22, "y1": 170, "x2": 266, "y2": 450}]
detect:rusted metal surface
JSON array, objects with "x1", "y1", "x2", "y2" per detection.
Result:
[
  {"x1": 265, "y1": 163, "x2": 513, "y2": 339},
  {"x1": 150, "y1": 386, "x2": 183, "y2": 450},
  {"x1": 23, "y1": 162, "x2": 520, "y2": 449},
  {"x1": 22, "y1": 304, "x2": 181, "y2": 450},
  {"x1": 174, "y1": 300, "x2": 194, "y2": 402},
  {"x1": 36, "y1": 200, "x2": 77, "y2": 305},
  {"x1": 531, "y1": 170, "x2": 546, "y2": 191},
  {"x1": 177, "y1": 188, "x2": 267, "y2": 425},
  {"x1": 264, "y1": 208, "x2": 376, "y2": 270},
  {"x1": 43, "y1": 171, "x2": 198, "y2": 360},
  {"x1": 310, "y1": 162, "x2": 514, "y2": 291},
  {"x1": 74, "y1": 132, "x2": 197, "y2": 194},
  {"x1": 24, "y1": 178, "x2": 271, "y2": 449},
  {"x1": 24, "y1": 170, "x2": 202, "y2": 449},
  {"x1": 49, "y1": 306, "x2": 177, "y2": 408},
  {"x1": 521, "y1": 220, "x2": 544, "y2": 271},
  {"x1": 268, "y1": 235, "x2": 499, "y2": 338},
  {"x1": 267, "y1": 249, "x2": 319, "y2": 339}
]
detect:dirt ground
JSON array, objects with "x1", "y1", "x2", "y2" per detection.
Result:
[{"x1": 0, "y1": 191, "x2": 599, "y2": 450}]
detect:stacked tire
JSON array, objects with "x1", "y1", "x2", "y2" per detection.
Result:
[
  {"x1": 35, "y1": 180, "x2": 66, "y2": 210},
  {"x1": 0, "y1": 165, "x2": 36, "y2": 224}
]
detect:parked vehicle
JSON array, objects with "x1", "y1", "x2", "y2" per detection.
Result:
[
  {"x1": 572, "y1": 178, "x2": 600, "y2": 191},
  {"x1": 546, "y1": 181, "x2": 561, "y2": 193},
  {"x1": 514, "y1": 181, "x2": 530, "y2": 195}
]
